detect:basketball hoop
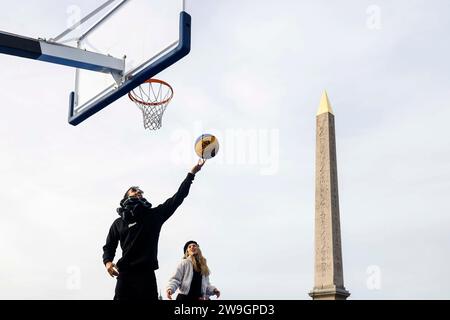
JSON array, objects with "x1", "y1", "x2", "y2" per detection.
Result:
[{"x1": 128, "y1": 79, "x2": 174, "y2": 130}]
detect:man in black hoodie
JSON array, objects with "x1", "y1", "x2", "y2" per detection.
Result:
[{"x1": 102, "y1": 160, "x2": 205, "y2": 300}]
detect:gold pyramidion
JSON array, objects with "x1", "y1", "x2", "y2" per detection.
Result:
[{"x1": 317, "y1": 90, "x2": 334, "y2": 115}]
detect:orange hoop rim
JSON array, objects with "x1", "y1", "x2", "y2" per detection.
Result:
[{"x1": 128, "y1": 78, "x2": 174, "y2": 106}]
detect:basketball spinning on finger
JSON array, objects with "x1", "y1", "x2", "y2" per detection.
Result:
[{"x1": 195, "y1": 134, "x2": 219, "y2": 160}]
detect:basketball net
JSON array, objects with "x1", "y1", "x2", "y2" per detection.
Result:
[{"x1": 128, "y1": 79, "x2": 174, "y2": 130}]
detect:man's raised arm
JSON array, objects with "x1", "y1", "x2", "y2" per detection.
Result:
[{"x1": 155, "y1": 160, "x2": 206, "y2": 222}]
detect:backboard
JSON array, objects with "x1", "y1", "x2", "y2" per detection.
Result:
[
  {"x1": 0, "y1": 0, "x2": 190, "y2": 126},
  {"x1": 69, "y1": 0, "x2": 190, "y2": 125}
]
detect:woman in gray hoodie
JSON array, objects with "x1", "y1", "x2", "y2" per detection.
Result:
[{"x1": 166, "y1": 240, "x2": 220, "y2": 301}]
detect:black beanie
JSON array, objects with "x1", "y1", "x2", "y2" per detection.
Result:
[{"x1": 183, "y1": 240, "x2": 198, "y2": 254}]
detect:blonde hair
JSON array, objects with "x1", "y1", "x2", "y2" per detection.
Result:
[{"x1": 184, "y1": 246, "x2": 210, "y2": 276}]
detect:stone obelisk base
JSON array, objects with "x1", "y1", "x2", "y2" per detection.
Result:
[{"x1": 309, "y1": 286, "x2": 350, "y2": 300}]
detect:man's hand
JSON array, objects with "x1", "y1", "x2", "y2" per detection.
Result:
[
  {"x1": 190, "y1": 159, "x2": 206, "y2": 175},
  {"x1": 105, "y1": 261, "x2": 119, "y2": 277},
  {"x1": 167, "y1": 289, "x2": 173, "y2": 300}
]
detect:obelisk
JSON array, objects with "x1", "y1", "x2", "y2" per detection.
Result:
[{"x1": 309, "y1": 91, "x2": 350, "y2": 300}]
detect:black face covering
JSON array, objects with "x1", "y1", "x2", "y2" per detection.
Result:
[{"x1": 117, "y1": 197, "x2": 152, "y2": 223}]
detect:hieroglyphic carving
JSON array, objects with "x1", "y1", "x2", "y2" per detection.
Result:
[
  {"x1": 328, "y1": 116, "x2": 344, "y2": 287},
  {"x1": 310, "y1": 98, "x2": 350, "y2": 300},
  {"x1": 316, "y1": 114, "x2": 331, "y2": 285},
  {"x1": 314, "y1": 113, "x2": 344, "y2": 289}
]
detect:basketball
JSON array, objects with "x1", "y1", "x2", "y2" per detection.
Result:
[{"x1": 195, "y1": 134, "x2": 219, "y2": 159}]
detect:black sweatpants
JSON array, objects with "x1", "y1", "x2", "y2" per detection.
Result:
[
  {"x1": 176, "y1": 293, "x2": 202, "y2": 301},
  {"x1": 114, "y1": 270, "x2": 158, "y2": 301}
]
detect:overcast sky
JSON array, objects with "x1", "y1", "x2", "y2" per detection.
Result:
[{"x1": 1, "y1": 0, "x2": 449, "y2": 300}]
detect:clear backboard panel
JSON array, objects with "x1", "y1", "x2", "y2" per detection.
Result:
[
  {"x1": 70, "y1": 0, "x2": 188, "y2": 124},
  {"x1": 77, "y1": 0, "x2": 182, "y2": 106},
  {"x1": 0, "y1": 0, "x2": 189, "y2": 126}
]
